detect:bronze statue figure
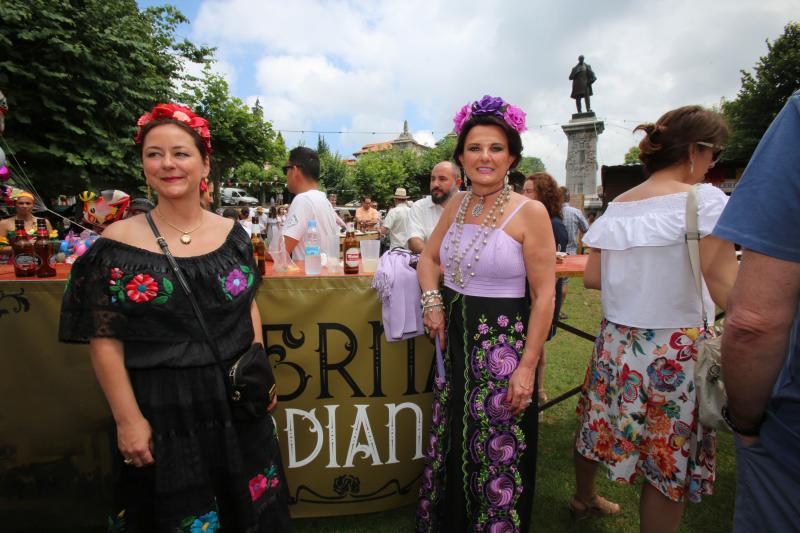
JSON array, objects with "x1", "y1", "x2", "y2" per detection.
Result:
[{"x1": 569, "y1": 55, "x2": 596, "y2": 113}]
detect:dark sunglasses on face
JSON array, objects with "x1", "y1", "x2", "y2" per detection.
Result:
[
  {"x1": 696, "y1": 141, "x2": 724, "y2": 164},
  {"x1": 282, "y1": 164, "x2": 297, "y2": 175}
]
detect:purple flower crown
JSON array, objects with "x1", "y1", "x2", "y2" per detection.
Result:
[{"x1": 453, "y1": 95, "x2": 527, "y2": 135}]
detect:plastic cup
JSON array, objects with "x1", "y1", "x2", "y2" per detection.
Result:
[
  {"x1": 360, "y1": 239, "x2": 380, "y2": 273},
  {"x1": 325, "y1": 235, "x2": 341, "y2": 273}
]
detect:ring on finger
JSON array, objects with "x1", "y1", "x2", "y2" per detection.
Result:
[{"x1": 123, "y1": 457, "x2": 134, "y2": 465}]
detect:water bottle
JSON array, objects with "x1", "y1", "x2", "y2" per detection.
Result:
[{"x1": 304, "y1": 220, "x2": 322, "y2": 275}]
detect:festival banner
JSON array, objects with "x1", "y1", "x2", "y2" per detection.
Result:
[{"x1": 0, "y1": 275, "x2": 433, "y2": 528}]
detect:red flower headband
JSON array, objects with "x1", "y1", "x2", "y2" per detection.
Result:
[{"x1": 134, "y1": 103, "x2": 212, "y2": 155}]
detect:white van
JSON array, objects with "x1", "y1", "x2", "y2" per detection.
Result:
[{"x1": 221, "y1": 187, "x2": 259, "y2": 206}]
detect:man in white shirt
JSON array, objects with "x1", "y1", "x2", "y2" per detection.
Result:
[
  {"x1": 383, "y1": 187, "x2": 413, "y2": 249},
  {"x1": 282, "y1": 147, "x2": 338, "y2": 260},
  {"x1": 407, "y1": 161, "x2": 462, "y2": 253}
]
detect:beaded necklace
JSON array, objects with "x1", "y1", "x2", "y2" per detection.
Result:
[{"x1": 445, "y1": 185, "x2": 511, "y2": 288}]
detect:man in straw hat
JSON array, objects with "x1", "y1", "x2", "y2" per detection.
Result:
[{"x1": 382, "y1": 186, "x2": 413, "y2": 250}]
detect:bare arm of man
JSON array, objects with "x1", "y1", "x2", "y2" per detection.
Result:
[
  {"x1": 283, "y1": 235, "x2": 299, "y2": 256},
  {"x1": 722, "y1": 250, "x2": 800, "y2": 431}
]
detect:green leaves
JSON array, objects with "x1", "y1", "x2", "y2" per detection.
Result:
[
  {"x1": 0, "y1": 0, "x2": 213, "y2": 199},
  {"x1": 179, "y1": 68, "x2": 282, "y2": 207},
  {"x1": 623, "y1": 146, "x2": 641, "y2": 165},
  {"x1": 722, "y1": 22, "x2": 800, "y2": 161}
]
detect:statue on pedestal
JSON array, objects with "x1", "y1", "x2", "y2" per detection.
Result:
[{"x1": 569, "y1": 55, "x2": 596, "y2": 113}]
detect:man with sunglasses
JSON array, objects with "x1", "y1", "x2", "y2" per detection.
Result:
[{"x1": 281, "y1": 147, "x2": 338, "y2": 261}]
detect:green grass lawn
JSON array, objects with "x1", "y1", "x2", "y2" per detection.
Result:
[{"x1": 295, "y1": 284, "x2": 736, "y2": 532}]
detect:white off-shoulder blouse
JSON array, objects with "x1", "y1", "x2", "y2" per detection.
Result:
[{"x1": 583, "y1": 184, "x2": 728, "y2": 329}]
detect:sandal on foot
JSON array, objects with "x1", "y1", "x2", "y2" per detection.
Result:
[{"x1": 568, "y1": 494, "x2": 620, "y2": 518}]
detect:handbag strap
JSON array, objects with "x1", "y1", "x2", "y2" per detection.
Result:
[
  {"x1": 684, "y1": 185, "x2": 709, "y2": 330},
  {"x1": 144, "y1": 212, "x2": 232, "y2": 383}
]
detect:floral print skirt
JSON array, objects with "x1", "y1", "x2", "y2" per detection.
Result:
[
  {"x1": 416, "y1": 288, "x2": 537, "y2": 533},
  {"x1": 575, "y1": 319, "x2": 716, "y2": 503},
  {"x1": 107, "y1": 364, "x2": 293, "y2": 532}
]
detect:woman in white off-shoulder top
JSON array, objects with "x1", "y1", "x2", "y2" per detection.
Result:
[{"x1": 570, "y1": 105, "x2": 738, "y2": 531}]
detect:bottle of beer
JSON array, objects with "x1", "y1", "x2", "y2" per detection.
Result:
[
  {"x1": 35, "y1": 219, "x2": 56, "y2": 278},
  {"x1": 251, "y1": 216, "x2": 267, "y2": 276},
  {"x1": 343, "y1": 222, "x2": 360, "y2": 274},
  {"x1": 11, "y1": 220, "x2": 36, "y2": 277}
]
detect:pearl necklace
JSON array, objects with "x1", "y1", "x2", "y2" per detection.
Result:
[{"x1": 445, "y1": 185, "x2": 511, "y2": 288}]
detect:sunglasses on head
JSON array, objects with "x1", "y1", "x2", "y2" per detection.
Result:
[{"x1": 696, "y1": 142, "x2": 724, "y2": 164}]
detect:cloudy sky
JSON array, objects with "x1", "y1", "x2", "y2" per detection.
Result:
[{"x1": 139, "y1": 0, "x2": 795, "y2": 184}]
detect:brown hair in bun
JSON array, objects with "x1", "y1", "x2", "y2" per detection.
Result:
[{"x1": 633, "y1": 105, "x2": 729, "y2": 177}]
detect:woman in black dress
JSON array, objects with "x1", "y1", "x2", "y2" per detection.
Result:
[{"x1": 59, "y1": 104, "x2": 291, "y2": 532}]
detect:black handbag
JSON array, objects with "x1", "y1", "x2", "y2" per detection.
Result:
[{"x1": 145, "y1": 213, "x2": 276, "y2": 420}]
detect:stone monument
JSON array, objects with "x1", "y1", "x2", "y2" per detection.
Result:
[{"x1": 563, "y1": 56, "x2": 604, "y2": 199}]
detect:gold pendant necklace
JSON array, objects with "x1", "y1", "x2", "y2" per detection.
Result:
[{"x1": 155, "y1": 209, "x2": 204, "y2": 245}]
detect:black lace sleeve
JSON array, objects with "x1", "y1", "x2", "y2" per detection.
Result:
[{"x1": 58, "y1": 240, "x2": 129, "y2": 343}]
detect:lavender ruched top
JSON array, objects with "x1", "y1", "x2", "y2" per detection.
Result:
[{"x1": 440, "y1": 202, "x2": 529, "y2": 298}]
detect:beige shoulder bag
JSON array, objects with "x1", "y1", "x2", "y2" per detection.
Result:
[{"x1": 685, "y1": 186, "x2": 729, "y2": 432}]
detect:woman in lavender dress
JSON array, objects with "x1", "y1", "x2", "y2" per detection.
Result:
[{"x1": 415, "y1": 96, "x2": 556, "y2": 532}]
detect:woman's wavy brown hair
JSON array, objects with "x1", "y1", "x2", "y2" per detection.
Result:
[
  {"x1": 634, "y1": 105, "x2": 729, "y2": 177},
  {"x1": 526, "y1": 172, "x2": 563, "y2": 219}
]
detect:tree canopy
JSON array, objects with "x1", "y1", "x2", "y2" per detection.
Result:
[
  {"x1": 515, "y1": 156, "x2": 546, "y2": 175},
  {"x1": 181, "y1": 72, "x2": 282, "y2": 206},
  {"x1": 722, "y1": 22, "x2": 800, "y2": 160},
  {"x1": 349, "y1": 150, "x2": 423, "y2": 207},
  {"x1": 344, "y1": 133, "x2": 547, "y2": 207},
  {"x1": 0, "y1": 0, "x2": 213, "y2": 200},
  {"x1": 624, "y1": 146, "x2": 641, "y2": 164}
]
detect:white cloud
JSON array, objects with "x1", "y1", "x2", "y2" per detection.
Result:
[
  {"x1": 186, "y1": 0, "x2": 795, "y2": 183},
  {"x1": 413, "y1": 130, "x2": 436, "y2": 148}
]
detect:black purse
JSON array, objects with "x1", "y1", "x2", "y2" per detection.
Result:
[{"x1": 145, "y1": 213, "x2": 276, "y2": 421}]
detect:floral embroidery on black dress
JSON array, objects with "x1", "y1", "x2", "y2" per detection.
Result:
[
  {"x1": 220, "y1": 265, "x2": 254, "y2": 300},
  {"x1": 249, "y1": 463, "x2": 282, "y2": 502},
  {"x1": 178, "y1": 510, "x2": 219, "y2": 533},
  {"x1": 107, "y1": 509, "x2": 126, "y2": 532},
  {"x1": 108, "y1": 267, "x2": 173, "y2": 304}
]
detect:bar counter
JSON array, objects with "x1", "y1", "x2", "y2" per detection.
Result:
[{"x1": 0, "y1": 254, "x2": 587, "y2": 281}]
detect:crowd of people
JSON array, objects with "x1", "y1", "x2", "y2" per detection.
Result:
[{"x1": 40, "y1": 89, "x2": 800, "y2": 532}]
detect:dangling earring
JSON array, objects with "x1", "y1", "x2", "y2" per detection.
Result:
[
  {"x1": 147, "y1": 184, "x2": 152, "y2": 200},
  {"x1": 689, "y1": 159, "x2": 694, "y2": 175},
  {"x1": 504, "y1": 170, "x2": 509, "y2": 187}
]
